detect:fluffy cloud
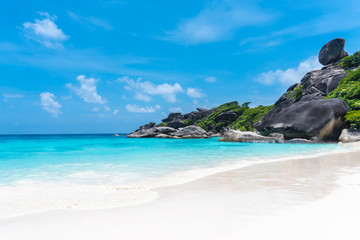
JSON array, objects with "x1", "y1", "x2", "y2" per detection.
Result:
[
  {"x1": 113, "y1": 109, "x2": 119, "y2": 115},
  {"x1": 187, "y1": 88, "x2": 204, "y2": 98},
  {"x1": 66, "y1": 75, "x2": 106, "y2": 104},
  {"x1": 119, "y1": 76, "x2": 183, "y2": 102},
  {"x1": 22, "y1": 12, "x2": 69, "y2": 48},
  {"x1": 126, "y1": 104, "x2": 160, "y2": 113},
  {"x1": 67, "y1": 11, "x2": 113, "y2": 30},
  {"x1": 40, "y1": 92, "x2": 62, "y2": 116},
  {"x1": 255, "y1": 56, "x2": 322, "y2": 86},
  {"x1": 163, "y1": 1, "x2": 275, "y2": 45}
]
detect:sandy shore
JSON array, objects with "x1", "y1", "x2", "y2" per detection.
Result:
[{"x1": 1, "y1": 150, "x2": 360, "y2": 239}]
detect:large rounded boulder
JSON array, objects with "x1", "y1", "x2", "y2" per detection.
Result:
[
  {"x1": 318, "y1": 38, "x2": 348, "y2": 65},
  {"x1": 256, "y1": 99, "x2": 348, "y2": 141}
]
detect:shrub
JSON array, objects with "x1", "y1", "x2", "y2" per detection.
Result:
[
  {"x1": 345, "y1": 110, "x2": 360, "y2": 128},
  {"x1": 195, "y1": 101, "x2": 250, "y2": 131},
  {"x1": 326, "y1": 68, "x2": 360, "y2": 110},
  {"x1": 340, "y1": 51, "x2": 360, "y2": 69},
  {"x1": 326, "y1": 67, "x2": 360, "y2": 127},
  {"x1": 285, "y1": 85, "x2": 304, "y2": 99},
  {"x1": 157, "y1": 122, "x2": 168, "y2": 127},
  {"x1": 182, "y1": 119, "x2": 192, "y2": 125},
  {"x1": 230, "y1": 105, "x2": 274, "y2": 131}
]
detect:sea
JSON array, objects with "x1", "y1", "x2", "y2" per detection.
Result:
[{"x1": 0, "y1": 134, "x2": 357, "y2": 217}]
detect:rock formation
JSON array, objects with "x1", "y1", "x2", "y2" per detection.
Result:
[
  {"x1": 256, "y1": 99, "x2": 348, "y2": 141},
  {"x1": 318, "y1": 38, "x2": 348, "y2": 65},
  {"x1": 128, "y1": 38, "x2": 358, "y2": 142},
  {"x1": 339, "y1": 129, "x2": 360, "y2": 143},
  {"x1": 255, "y1": 38, "x2": 351, "y2": 141},
  {"x1": 128, "y1": 124, "x2": 209, "y2": 139}
]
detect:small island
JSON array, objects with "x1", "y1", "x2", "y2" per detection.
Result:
[{"x1": 129, "y1": 38, "x2": 360, "y2": 143}]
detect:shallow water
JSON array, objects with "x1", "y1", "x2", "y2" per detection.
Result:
[{"x1": 0, "y1": 134, "x2": 350, "y2": 186}]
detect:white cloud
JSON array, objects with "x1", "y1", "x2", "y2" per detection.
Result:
[
  {"x1": 255, "y1": 56, "x2": 322, "y2": 86},
  {"x1": 126, "y1": 104, "x2": 160, "y2": 113},
  {"x1": 66, "y1": 75, "x2": 106, "y2": 104},
  {"x1": 91, "y1": 107, "x2": 100, "y2": 112},
  {"x1": 3, "y1": 93, "x2": 24, "y2": 99},
  {"x1": 22, "y1": 12, "x2": 69, "y2": 48},
  {"x1": 113, "y1": 109, "x2": 119, "y2": 115},
  {"x1": 67, "y1": 11, "x2": 113, "y2": 30},
  {"x1": 169, "y1": 107, "x2": 183, "y2": 113},
  {"x1": 40, "y1": 92, "x2": 62, "y2": 116},
  {"x1": 104, "y1": 106, "x2": 111, "y2": 112},
  {"x1": 162, "y1": 2, "x2": 275, "y2": 45},
  {"x1": 119, "y1": 76, "x2": 183, "y2": 102},
  {"x1": 187, "y1": 88, "x2": 204, "y2": 98},
  {"x1": 204, "y1": 76, "x2": 217, "y2": 83}
]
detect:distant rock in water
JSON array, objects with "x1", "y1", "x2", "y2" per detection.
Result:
[
  {"x1": 127, "y1": 124, "x2": 209, "y2": 139},
  {"x1": 172, "y1": 125, "x2": 209, "y2": 139},
  {"x1": 319, "y1": 38, "x2": 348, "y2": 65},
  {"x1": 219, "y1": 130, "x2": 282, "y2": 143}
]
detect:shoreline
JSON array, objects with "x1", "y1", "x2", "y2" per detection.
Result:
[
  {"x1": 1, "y1": 148, "x2": 360, "y2": 239},
  {"x1": 1, "y1": 142, "x2": 360, "y2": 219}
]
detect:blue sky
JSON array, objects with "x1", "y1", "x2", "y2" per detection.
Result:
[{"x1": 1, "y1": 0, "x2": 360, "y2": 134}]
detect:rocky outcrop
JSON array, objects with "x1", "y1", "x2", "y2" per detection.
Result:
[
  {"x1": 301, "y1": 64, "x2": 348, "y2": 95},
  {"x1": 219, "y1": 130, "x2": 282, "y2": 143},
  {"x1": 319, "y1": 38, "x2": 348, "y2": 65},
  {"x1": 128, "y1": 124, "x2": 209, "y2": 139},
  {"x1": 219, "y1": 129, "x2": 316, "y2": 143},
  {"x1": 127, "y1": 125, "x2": 158, "y2": 138},
  {"x1": 128, "y1": 38, "x2": 354, "y2": 142},
  {"x1": 167, "y1": 119, "x2": 186, "y2": 129},
  {"x1": 161, "y1": 112, "x2": 182, "y2": 123},
  {"x1": 156, "y1": 127, "x2": 177, "y2": 134},
  {"x1": 214, "y1": 111, "x2": 238, "y2": 123},
  {"x1": 255, "y1": 38, "x2": 350, "y2": 141},
  {"x1": 339, "y1": 129, "x2": 360, "y2": 143},
  {"x1": 256, "y1": 99, "x2": 348, "y2": 141},
  {"x1": 172, "y1": 125, "x2": 210, "y2": 139}
]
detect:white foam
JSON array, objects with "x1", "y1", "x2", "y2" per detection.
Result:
[{"x1": 0, "y1": 181, "x2": 158, "y2": 218}]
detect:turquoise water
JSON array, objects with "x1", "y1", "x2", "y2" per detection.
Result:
[{"x1": 0, "y1": 134, "x2": 346, "y2": 187}]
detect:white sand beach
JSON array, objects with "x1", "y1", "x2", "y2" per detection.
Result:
[{"x1": 1, "y1": 150, "x2": 360, "y2": 240}]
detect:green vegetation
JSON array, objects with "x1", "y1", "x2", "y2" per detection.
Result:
[
  {"x1": 345, "y1": 110, "x2": 360, "y2": 128},
  {"x1": 157, "y1": 101, "x2": 274, "y2": 132},
  {"x1": 340, "y1": 51, "x2": 360, "y2": 69},
  {"x1": 182, "y1": 119, "x2": 192, "y2": 125},
  {"x1": 230, "y1": 105, "x2": 274, "y2": 131},
  {"x1": 157, "y1": 122, "x2": 168, "y2": 127},
  {"x1": 285, "y1": 85, "x2": 304, "y2": 99},
  {"x1": 194, "y1": 101, "x2": 273, "y2": 132},
  {"x1": 326, "y1": 68, "x2": 360, "y2": 127},
  {"x1": 195, "y1": 101, "x2": 250, "y2": 131}
]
